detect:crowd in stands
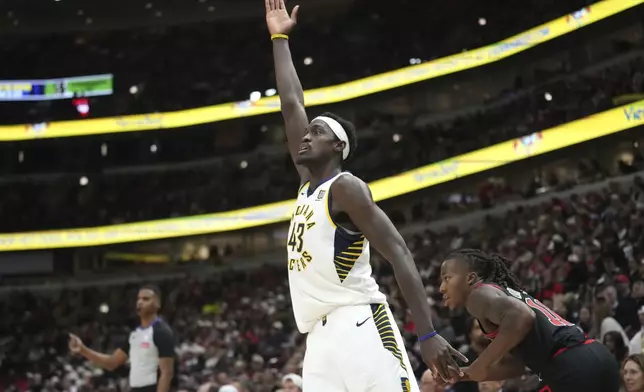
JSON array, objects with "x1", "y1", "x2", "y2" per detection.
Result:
[
  {"x1": 2, "y1": 159, "x2": 644, "y2": 391},
  {"x1": 0, "y1": 0, "x2": 595, "y2": 123},
  {"x1": 1, "y1": 49, "x2": 643, "y2": 233},
  {"x1": 4, "y1": 2, "x2": 644, "y2": 392}
]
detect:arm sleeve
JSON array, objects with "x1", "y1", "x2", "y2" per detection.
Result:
[{"x1": 153, "y1": 324, "x2": 176, "y2": 358}]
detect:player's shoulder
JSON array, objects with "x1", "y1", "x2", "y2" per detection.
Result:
[
  {"x1": 468, "y1": 283, "x2": 509, "y2": 311},
  {"x1": 331, "y1": 173, "x2": 371, "y2": 199},
  {"x1": 470, "y1": 283, "x2": 501, "y2": 301}
]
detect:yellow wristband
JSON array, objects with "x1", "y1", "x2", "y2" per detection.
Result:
[{"x1": 271, "y1": 34, "x2": 289, "y2": 41}]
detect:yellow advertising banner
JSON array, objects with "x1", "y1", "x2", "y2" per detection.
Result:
[{"x1": 0, "y1": 99, "x2": 642, "y2": 251}]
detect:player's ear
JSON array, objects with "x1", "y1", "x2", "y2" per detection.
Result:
[
  {"x1": 333, "y1": 140, "x2": 346, "y2": 154},
  {"x1": 466, "y1": 272, "x2": 477, "y2": 285}
]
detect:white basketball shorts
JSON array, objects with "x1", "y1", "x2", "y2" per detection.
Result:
[{"x1": 302, "y1": 303, "x2": 419, "y2": 392}]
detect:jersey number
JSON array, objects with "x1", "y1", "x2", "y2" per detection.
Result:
[
  {"x1": 288, "y1": 223, "x2": 305, "y2": 253},
  {"x1": 525, "y1": 298, "x2": 573, "y2": 327}
]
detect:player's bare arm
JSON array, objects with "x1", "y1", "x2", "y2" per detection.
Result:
[
  {"x1": 157, "y1": 357, "x2": 175, "y2": 392},
  {"x1": 266, "y1": 0, "x2": 310, "y2": 184},
  {"x1": 464, "y1": 286, "x2": 535, "y2": 381},
  {"x1": 459, "y1": 355, "x2": 527, "y2": 382},
  {"x1": 68, "y1": 333, "x2": 128, "y2": 371},
  {"x1": 330, "y1": 175, "x2": 467, "y2": 381}
]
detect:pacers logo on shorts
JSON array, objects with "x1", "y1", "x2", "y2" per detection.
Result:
[{"x1": 401, "y1": 377, "x2": 411, "y2": 392}]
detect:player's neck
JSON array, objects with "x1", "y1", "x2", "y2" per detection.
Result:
[
  {"x1": 307, "y1": 162, "x2": 342, "y2": 189},
  {"x1": 139, "y1": 314, "x2": 158, "y2": 328}
]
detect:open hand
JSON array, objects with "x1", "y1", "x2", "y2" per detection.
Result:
[
  {"x1": 265, "y1": 0, "x2": 300, "y2": 35},
  {"x1": 420, "y1": 333, "x2": 469, "y2": 382}
]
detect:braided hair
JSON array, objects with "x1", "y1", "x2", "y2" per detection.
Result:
[{"x1": 446, "y1": 248, "x2": 524, "y2": 291}]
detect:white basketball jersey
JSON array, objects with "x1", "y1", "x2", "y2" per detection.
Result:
[{"x1": 287, "y1": 172, "x2": 386, "y2": 333}]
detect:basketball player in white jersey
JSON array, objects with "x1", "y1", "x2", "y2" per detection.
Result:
[{"x1": 265, "y1": 1, "x2": 468, "y2": 391}]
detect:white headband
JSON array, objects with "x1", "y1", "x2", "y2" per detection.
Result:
[{"x1": 314, "y1": 116, "x2": 350, "y2": 160}]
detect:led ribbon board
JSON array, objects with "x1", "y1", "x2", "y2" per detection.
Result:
[
  {"x1": 0, "y1": 99, "x2": 642, "y2": 251},
  {"x1": 0, "y1": 0, "x2": 639, "y2": 140}
]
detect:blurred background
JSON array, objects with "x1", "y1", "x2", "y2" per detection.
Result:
[{"x1": 1, "y1": 0, "x2": 644, "y2": 391}]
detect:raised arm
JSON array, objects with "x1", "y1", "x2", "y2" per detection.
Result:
[
  {"x1": 330, "y1": 175, "x2": 467, "y2": 382},
  {"x1": 265, "y1": 0, "x2": 310, "y2": 183},
  {"x1": 464, "y1": 286, "x2": 535, "y2": 381}
]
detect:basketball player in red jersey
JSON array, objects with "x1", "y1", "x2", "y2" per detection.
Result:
[{"x1": 439, "y1": 249, "x2": 620, "y2": 392}]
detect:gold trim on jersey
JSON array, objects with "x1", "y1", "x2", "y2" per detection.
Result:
[
  {"x1": 325, "y1": 188, "x2": 337, "y2": 230},
  {"x1": 333, "y1": 236, "x2": 365, "y2": 282},
  {"x1": 298, "y1": 182, "x2": 310, "y2": 193},
  {"x1": 401, "y1": 378, "x2": 411, "y2": 392},
  {"x1": 371, "y1": 304, "x2": 407, "y2": 373}
]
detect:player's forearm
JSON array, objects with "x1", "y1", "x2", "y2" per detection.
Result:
[
  {"x1": 272, "y1": 39, "x2": 304, "y2": 107},
  {"x1": 466, "y1": 357, "x2": 526, "y2": 382},
  {"x1": 79, "y1": 346, "x2": 118, "y2": 371},
  {"x1": 156, "y1": 372, "x2": 173, "y2": 392},
  {"x1": 476, "y1": 309, "x2": 532, "y2": 366},
  {"x1": 391, "y1": 251, "x2": 435, "y2": 335},
  {"x1": 485, "y1": 358, "x2": 527, "y2": 381}
]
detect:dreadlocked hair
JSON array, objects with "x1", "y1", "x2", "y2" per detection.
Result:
[{"x1": 447, "y1": 248, "x2": 524, "y2": 291}]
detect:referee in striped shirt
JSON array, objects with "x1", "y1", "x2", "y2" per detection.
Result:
[{"x1": 69, "y1": 284, "x2": 176, "y2": 392}]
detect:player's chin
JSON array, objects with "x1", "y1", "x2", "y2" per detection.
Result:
[{"x1": 294, "y1": 154, "x2": 312, "y2": 165}]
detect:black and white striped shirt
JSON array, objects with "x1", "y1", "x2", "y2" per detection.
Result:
[{"x1": 119, "y1": 318, "x2": 176, "y2": 391}]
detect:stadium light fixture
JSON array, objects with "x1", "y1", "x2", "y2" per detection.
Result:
[
  {"x1": 18, "y1": 151, "x2": 24, "y2": 163},
  {"x1": 150, "y1": 144, "x2": 158, "y2": 153},
  {"x1": 99, "y1": 303, "x2": 109, "y2": 313},
  {"x1": 478, "y1": 17, "x2": 487, "y2": 26},
  {"x1": 265, "y1": 88, "x2": 277, "y2": 97},
  {"x1": 79, "y1": 176, "x2": 89, "y2": 186},
  {"x1": 250, "y1": 91, "x2": 261, "y2": 102},
  {"x1": 101, "y1": 143, "x2": 108, "y2": 157},
  {"x1": 304, "y1": 57, "x2": 313, "y2": 66},
  {"x1": 393, "y1": 133, "x2": 401, "y2": 143},
  {"x1": 240, "y1": 160, "x2": 248, "y2": 169},
  {"x1": 129, "y1": 85, "x2": 139, "y2": 95},
  {"x1": 544, "y1": 92, "x2": 553, "y2": 101}
]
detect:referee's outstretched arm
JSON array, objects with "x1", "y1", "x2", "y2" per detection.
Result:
[{"x1": 69, "y1": 333, "x2": 128, "y2": 371}]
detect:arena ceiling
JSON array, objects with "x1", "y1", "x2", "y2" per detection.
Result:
[{"x1": 0, "y1": 0, "x2": 351, "y2": 35}]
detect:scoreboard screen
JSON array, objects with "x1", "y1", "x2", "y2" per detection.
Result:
[{"x1": 0, "y1": 74, "x2": 113, "y2": 101}]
